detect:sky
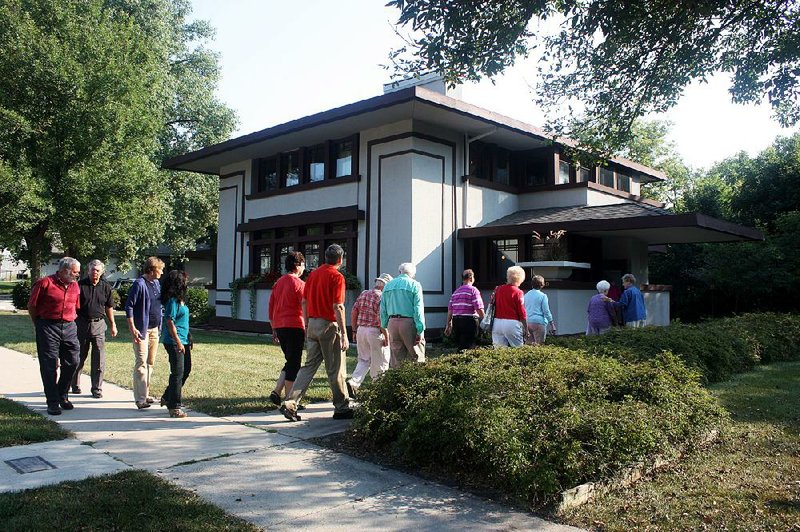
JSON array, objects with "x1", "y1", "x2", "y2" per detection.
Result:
[{"x1": 190, "y1": 0, "x2": 798, "y2": 171}]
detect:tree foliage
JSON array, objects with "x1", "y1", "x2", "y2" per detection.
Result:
[
  {"x1": 388, "y1": 0, "x2": 800, "y2": 155},
  {"x1": 0, "y1": 0, "x2": 235, "y2": 277}
]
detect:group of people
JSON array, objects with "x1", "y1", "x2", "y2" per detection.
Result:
[
  {"x1": 27, "y1": 256, "x2": 193, "y2": 418},
  {"x1": 27, "y1": 248, "x2": 647, "y2": 422},
  {"x1": 444, "y1": 266, "x2": 647, "y2": 350},
  {"x1": 266, "y1": 244, "x2": 426, "y2": 422}
]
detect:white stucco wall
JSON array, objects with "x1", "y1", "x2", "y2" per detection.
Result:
[
  {"x1": 517, "y1": 188, "x2": 590, "y2": 210},
  {"x1": 643, "y1": 291, "x2": 670, "y2": 326}
]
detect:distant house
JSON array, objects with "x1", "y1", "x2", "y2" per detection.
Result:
[
  {"x1": 0, "y1": 249, "x2": 28, "y2": 280},
  {"x1": 163, "y1": 77, "x2": 761, "y2": 334}
]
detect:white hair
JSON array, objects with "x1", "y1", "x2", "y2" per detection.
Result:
[
  {"x1": 596, "y1": 280, "x2": 610, "y2": 293},
  {"x1": 58, "y1": 257, "x2": 80, "y2": 271},
  {"x1": 398, "y1": 262, "x2": 416, "y2": 277},
  {"x1": 87, "y1": 259, "x2": 105, "y2": 273},
  {"x1": 506, "y1": 265, "x2": 525, "y2": 285}
]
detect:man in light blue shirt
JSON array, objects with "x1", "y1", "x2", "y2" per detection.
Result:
[{"x1": 380, "y1": 262, "x2": 426, "y2": 367}]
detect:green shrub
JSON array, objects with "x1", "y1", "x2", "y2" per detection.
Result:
[
  {"x1": 11, "y1": 280, "x2": 31, "y2": 310},
  {"x1": 352, "y1": 346, "x2": 725, "y2": 508},
  {"x1": 186, "y1": 287, "x2": 214, "y2": 324},
  {"x1": 110, "y1": 289, "x2": 121, "y2": 310},
  {"x1": 549, "y1": 312, "x2": 800, "y2": 384},
  {"x1": 115, "y1": 284, "x2": 130, "y2": 310}
]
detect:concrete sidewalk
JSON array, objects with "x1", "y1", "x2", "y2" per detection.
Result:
[{"x1": 0, "y1": 346, "x2": 578, "y2": 531}]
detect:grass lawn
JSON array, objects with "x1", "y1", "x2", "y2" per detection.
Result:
[
  {"x1": 0, "y1": 397, "x2": 70, "y2": 448},
  {"x1": 0, "y1": 281, "x2": 20, "y2": 295},
  {"x1": 562, "y1": 361, "x2": 800, "y2": 531},
  {"x1": 0, "y1": 311, "x2": 364, "y2": 416},
  {"x1": 0, "y1": 469, "x2": 258, "y2": 531}
]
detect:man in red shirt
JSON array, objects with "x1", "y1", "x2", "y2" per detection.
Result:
[
  {"x1": 27, "y1": 257, "x2": 82, "y2": 415},
  {"x1": 281, "y1": 244, "x2": 352, "y2": 421}
]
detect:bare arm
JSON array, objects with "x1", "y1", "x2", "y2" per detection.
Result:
[
  {"x1": 106, "y1": 306, "x2": 117, "y2": 337},
  {"x1": 166, "y1": 318, "x2": 184, "y2": 354},
  {"x1": 350, "y1": 305, "x2": 359, "y2": 341},
  {"x1": 444, "y1": 309, "x2": 453, "y2": 336},
  {"x1": 334, "y1": 302, "x2": 349, "y2": 351},
  {"x1": 27, "y1": 301, "x2": 37, "y2": 325}
]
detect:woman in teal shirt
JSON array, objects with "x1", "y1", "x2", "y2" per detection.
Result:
[
  {"x1": 159, "y1": 270, "x2": 192, "y2": 418},
  {"x1": 523, "y1": 275, "x2": 556, "y2": 345}
]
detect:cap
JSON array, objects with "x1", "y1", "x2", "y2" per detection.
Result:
[{"x1": 375, "y1": 273, "x2": 393, "y2": 285}]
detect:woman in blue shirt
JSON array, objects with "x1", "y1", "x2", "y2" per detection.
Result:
[
  {"x1": 523, "y1": 275, "x2": 556, "y2": 345},
  {"x1": 159, "y1": 270, "x2": 192, "y2": 418}
]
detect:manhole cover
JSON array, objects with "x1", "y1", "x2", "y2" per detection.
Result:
[{"x1": 4, "y1": 456, "x2": 57, "y2": 474}]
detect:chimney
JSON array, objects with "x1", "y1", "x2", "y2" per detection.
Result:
[{"x1": 383, "y1": 72, "x2": 462, "y2": 99}]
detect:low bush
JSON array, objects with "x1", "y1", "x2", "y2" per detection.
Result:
[
  {"x1": 549, "y1": 312, "x2": 800, "y2": 384},
  {"x1": 11, "y1": 280, "x2": 31, "y2": 310},
  {"x1": 115, "y1": 284, "x2": 131, "y2": 310},
  {"x1": 110, "y1": 289, "x2": 121, "y2": 310},
  {"x1": 352, "y1": 346, "x2": 725, "y2": 508},
  {"x1": 186, "y1": 287, "x2": 214, "y2": 324}
]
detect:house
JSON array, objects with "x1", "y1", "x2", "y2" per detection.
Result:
[{"x1": 162, "y1": 77, "x2": 762, "y2": 335}]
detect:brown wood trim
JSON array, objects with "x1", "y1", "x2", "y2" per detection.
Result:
[
  {"x1": 458, "y1": 212, "x2": 763, "y2": 242},
  {"x1": 237, "y1": 206, "x2": 364, "y2": 232},
  {"x1": 246, "y1": 174, "x2": 360, "y2": 200},
  {"x1": 461, "y1": 175, "x2": 519, "y2": 194},
  {"x1": 642, "y1": 284, "x2": 672, "y2": 292}
]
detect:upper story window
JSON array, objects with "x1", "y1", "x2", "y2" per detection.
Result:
[
  {"x1": 334, "y1": 138, "x2": 353, "y2": 178},
  {"x1": 495, "y1": 148, "x2": 511, "y2": 185},
  {"x1": 616, "y1": 172, "x2": 631, "y2": 192},
  {"x1": 281, "y1": 151, "x2": 300, "y2": 187},
  {"x1": 577, "y1": 166, "x2": 592, "y2": 182},
  {"x1": 307, "y1": 144, "x2": 325, "y2": 183},
  {"x1": 558, "y1": 161, "x2": 571, "y2": 184},
  {"x1": 254, "y1": 134, "x2": 359, "y2": 194},
  {"x1": 600, "y1": 168, "x2": 615, "y2": 188}
]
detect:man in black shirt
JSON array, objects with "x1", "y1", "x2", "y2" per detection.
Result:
[{"x1": 71, "y1": 259, "x2": 118, "y2": 398}]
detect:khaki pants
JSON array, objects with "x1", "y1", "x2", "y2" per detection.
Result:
[
  {"x1": 285, "y1": 318, "x2": 349, "y2": 413},
  {"x1": 387, "y1": 317, "x2": 425, "y2": 368},
  {"x1": 525, "y1": 323, "x2": 547, "y2": 345},
  {"x1": 132, "y1": 327, "x2": 159, "y2": 403},
  {"x1": 625, "y1": 320, "x2": 646, "y2": 328}
]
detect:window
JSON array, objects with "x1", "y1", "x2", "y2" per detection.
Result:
[
  {"x1": 495, "y1": 148, "x2": 511, "y2": 185},
  {"x1": 616, "y1": 172, "x2": 631, "y2": 192},
  {"x1": 577, "y1": 166, "x2": 592, "y2": 183},
  {"x1": 491, "y1": 239, "x2": 518, "y2": 282},
  {"x1": 307, "y1": 145, "x2": 325, "y2": 183},
  {"x1": 600, "y1": 168, "x2": 615, "y2": 188},
  {"x1": 281, "y1": 151, "x2": 300, "y2": 187},
  {"x1": 250, "y1": 221, "x2": 357, "y2": 278},
  {"x1": 558, "y1": 161, "x2": 571, "y2": 185},
  {"x1": 334, "y1": 139, "x2": 353, "y2": 178},
  {"x1": 257, "y1": 157, "x2": 278, "y2": 192},
  {"x1": 326, "y1": 239, "x2": 348, "y2": 271}
]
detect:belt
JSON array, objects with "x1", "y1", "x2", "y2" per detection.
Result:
[
  {"x1": 389, "y1": 314, "x2": 411, "y2": 319},
  {"x1": 80, "y1": 317, "x2": 104, "y2": 322},
  {"x1": 39, "y1": 318, "x2": 71, "y2": 323},
  {"x1": 453, "y1": 314, "x2": 478, "y2": 319}
]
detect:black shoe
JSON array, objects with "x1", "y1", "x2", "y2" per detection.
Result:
[
  {"x1": 332, "y1": 409, "x2": 354, "y2": 420},
  {"x1": 47, "y1": 405, "x2": 62, "y2": 416},
  {"x1": 59, "y1": 399, "x2": 74, "y2": 410},
  {"x1": 91, "y1": 391, "x2": 103, "y2": 399},
  {"x1": 279, "y1": 405, "x2": 301, "y2": 422},
  {"x1": 346, "y1": 380, "x2": 356, "y2": 399},
  {"x1": 269, "y1": 391, "x2": 281, "y2": 406},
  {"x1": 71, "y1": 386, "x2": 81, "y2": 394}
]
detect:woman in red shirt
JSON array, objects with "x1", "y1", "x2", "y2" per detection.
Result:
[
  {"x1": 491, "y1": 266, "x2": 528, "y2": 347},
  {"x1": 267, "y1": 251, "x2": 305, "y2": 406}
]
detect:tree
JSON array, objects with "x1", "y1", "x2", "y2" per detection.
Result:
[
  {"x1": 388, "y1": 0, "x2": 800, "y2": 155},
  {"x1": 0, "y1": 0, "x2": 235, "y2": 278}
]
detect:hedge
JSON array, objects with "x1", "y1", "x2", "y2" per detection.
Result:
[
  {"x1": 11, "y1": 280, "x2": 31, "y2": 310},
  {"x1": 548, "y1": 313, "x2": 800, "y2": 384},
  {"x1": 351, "y1": 346, "x2": 725, "y2": 508}
]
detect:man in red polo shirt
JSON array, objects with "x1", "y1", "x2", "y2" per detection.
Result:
[
  {"x1": 281, "y1": 244, "x2": 352, "y2": 421},
  {"x1": 27, "y1": 257, "x2": 82, "y2": 415}
]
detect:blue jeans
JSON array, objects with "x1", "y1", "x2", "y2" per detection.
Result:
[{"x1": 162, "y1": 343, "x2": 192, "y2": 409}]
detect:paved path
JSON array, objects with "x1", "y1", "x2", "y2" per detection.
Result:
[
  {"x1": 0, "y1": 295, "x2": 16, "y2": 312},
  {"x1": 0, "y1": 346, "x2": 579, "y2": 531}
]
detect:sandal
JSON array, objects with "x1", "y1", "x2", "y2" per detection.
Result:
[
  {"x1": 169, "y1": 408, "x2": 187, "y2": 418},
  {"x1": 269, "y1": 391, "x2": 281, "y2": 406}
]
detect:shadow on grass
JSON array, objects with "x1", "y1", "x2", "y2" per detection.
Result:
[{"x1": 712, "y1": 361, "x2": 800, "y2": 428}]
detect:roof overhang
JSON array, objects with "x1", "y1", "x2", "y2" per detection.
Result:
[
  {"x1": 458, "y1": 212, "x2": 763, "y2": 245},
  {"x1": 162, "y1": 87, "x2": 665, "y2": 182},
  {"x1": 237, "y1": 205, "x2": 364, "y2": 233}
]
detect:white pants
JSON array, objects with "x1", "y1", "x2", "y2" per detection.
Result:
[
  {"x1": 625, "y1": 320, "x2": 646, "y2": 328},
  {"x1": 492, "y1": 318, "x2": 525, "y2": 347},
  {"x1": 350, "y1": 326, "x2": 390, "y2": 387}
]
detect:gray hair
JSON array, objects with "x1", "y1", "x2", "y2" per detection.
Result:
[
  {"x1": 325, "y1": 244, "x2": 344, "y2": 265},
  {"x1": 398, "y1": 262, "x2": 416, "y2": 277},
  {"x1": 506, "y1": 265, "x2": 525, "y2": 285},
  {"x1": 596, "y1": 280, "x2": 610, "y2": 293},
  {"x1": 87, "y1": 259, "x2": 105, "y2": 273},
  {"x1": 622, "y1": 273, "x2": 637, "y2": 285},
  {"x1": 58, "y1": 257, "x2": 80, "y2": 272}
]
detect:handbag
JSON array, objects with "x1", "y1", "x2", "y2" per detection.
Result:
[{"x1": 479, "y1": 287, "x2": 498, "y2": 331}]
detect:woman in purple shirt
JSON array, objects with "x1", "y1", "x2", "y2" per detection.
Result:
[{"x1": 586, "y1": 280, "x2": 615, "y2": 335}]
